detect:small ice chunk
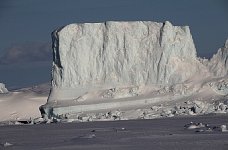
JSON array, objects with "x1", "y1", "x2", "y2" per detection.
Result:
[
  {"x1": 2, "y1": 142, "x2": 13, "y2": 147},
  {"x1": 185, "y1": 122, "x2": 205, "y2": 129},
  {"x1": 79, "y1": 134, "x2": 96, "y2": 139},
  {"x1": 220, "y1": 125, "x2": 228, "y2": 132},
  {"x1": 0, "y1": 83, "x2": 8, "y2": 93}
]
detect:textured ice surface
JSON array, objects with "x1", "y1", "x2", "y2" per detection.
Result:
[
  {"x1": 207, "y1": 39, "x2": 228, "y2": 76},
  {"x1": 48, "y1": 21, "x2": 206, "y2": 102},
  {"x1": 0, "y1": 83, "x2": 8, "y2": 93}
]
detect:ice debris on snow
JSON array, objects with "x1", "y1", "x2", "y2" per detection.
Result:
[
  {"x1": 220, "y1": 125, "x2": 228, "y2": 132},
  {"x1": 101, "y1": 87, "x2": 140, "y2": 99},
  {"x1": 184, "y1": 122, "x2": 206, "y2": 129},
  {"x1": 78, "y1": 134, "x2": 96, "y2": 139},
  {"x1": 0, "y1": 142, "x2": 13, "y2": 147},
  {"x1": 3, "y1": 99, "x2": 228, "y2": 125},
  {"x1": 185, "y1": 122, "x2": 228, "y2": 133},
  {"x1": 209, "y1": 78, "x2": 228, "y2": 95},
  {"x1": 39, "y1": 100, "x2": 227, "y2": 123}
]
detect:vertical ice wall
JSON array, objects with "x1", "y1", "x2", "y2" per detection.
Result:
[{"x1": 48, "y1": 21, "x2": 202, "y2": 102}]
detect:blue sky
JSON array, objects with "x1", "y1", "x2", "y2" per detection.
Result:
[{"x1": 0, "y1": 0, "x2": 228, "y2": 88}]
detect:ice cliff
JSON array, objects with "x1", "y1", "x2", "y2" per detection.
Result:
[
  {"x1": 0, "y1": 83, "x2": 8, "y2": 93},
  {"x1": 48, "y1": 21, "x2": 206, "y2": 102},
  {"x1": 207, "y1": 39, "x2": 228, "y2": 77}
]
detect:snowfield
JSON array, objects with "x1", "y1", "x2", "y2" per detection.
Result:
[{"x1": 0, "y1": 83, "x2": 49, "y2": 122}]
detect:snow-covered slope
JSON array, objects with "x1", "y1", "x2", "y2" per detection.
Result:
[
  {"x1": 0, "y1": 83, "x2": 49, "y2": 122},
  {"x1": 48, "y1": 21, "x2": 208, "y2": 102},
  {"x1": 0, "y1": 83, "x2": 8, "y2": 93}
]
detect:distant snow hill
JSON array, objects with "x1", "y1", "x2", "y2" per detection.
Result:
[{"x1": 0, "y1": 83, "x2": 49, "y2": 122}]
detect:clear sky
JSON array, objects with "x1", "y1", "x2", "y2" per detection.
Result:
[{"x1": 0, "y1": 0, "x2": 228, "y2": 89}]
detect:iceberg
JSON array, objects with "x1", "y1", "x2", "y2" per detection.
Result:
[
  {"x1": 0, "y1": 83, "x2": 8, "y2": 93},
  {"x1": 40, "y1": 21, "x2": 228, "y2": 120}
]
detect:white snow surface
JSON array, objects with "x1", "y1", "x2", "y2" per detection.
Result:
[{"x1": 0, "y1": 83, "x2": 49, "y2": 121}]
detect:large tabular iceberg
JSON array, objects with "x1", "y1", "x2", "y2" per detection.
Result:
[
  {"x1": 40, "y1": 21, "x2": 227, "y2": 120},
  {"x1": 47, "y1": 21, "x2": 207, "y2": 101}
]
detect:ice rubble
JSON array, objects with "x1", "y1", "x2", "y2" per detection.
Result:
[
  {"x1": 0, "y1": 83, "x2": 8, "y2": 93},
  {"x1": 184, "y1": 122, "x2": 228, "y2": 133},
  {"x1": 40, "y1": 21, "x2": 228, "y2": 121}
]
